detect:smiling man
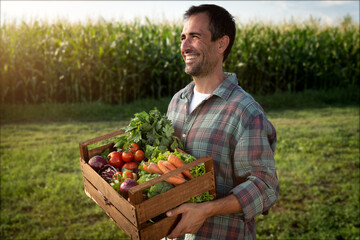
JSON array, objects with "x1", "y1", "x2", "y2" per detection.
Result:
[{"x1": 166, "y1": 4, "x2": 279, "y2": 240}]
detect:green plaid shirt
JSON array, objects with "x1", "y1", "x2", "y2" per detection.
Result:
[{"x1": 167, "y1": 73, "x2": 279, "y2": 240}]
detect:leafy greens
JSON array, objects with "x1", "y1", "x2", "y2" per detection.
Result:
[{"x1": 114, "y1": 108, "x2": 183, "y2": 154}]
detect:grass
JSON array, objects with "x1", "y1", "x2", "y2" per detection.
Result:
[
  {"x1": 257, "y1": 106, "x2": 359, "y2": 240},
  {"x1": 0, "y1": 97, "x2": 171, "y2": 124},
  {"x1": 1, "y1": 91, "x2": 359, "y2": 239},
  {"x1": 1, "y1": 121, "x2": 128, "y2": 239}
]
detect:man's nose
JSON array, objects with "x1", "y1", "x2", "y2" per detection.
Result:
[{"x1": 181, "y1": 38, "x2": 191, "y2": 52}]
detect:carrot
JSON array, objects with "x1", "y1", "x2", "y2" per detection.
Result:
[
  {"x1": 162, "y1": 161, "x2": 185, "y2": 179},
  {"x1": 168, "y1": 154, "x2": 194, "y2": 179},
  {"x1": 148, "y1": 162, "x2": 163, "y2": 175},
  {"x1": 157, "y1": 160, "x2": 171, "y2": 174},
  {"x1": 167, "y1": 154, "x2": 185, "y2": 168},
  {"x1": 162, "y1": 160, "x2": 176, "y2": 170},
  {"x1": 142, "y1": 162, "x2": 150, "y2": 173},
  {"x1": 158, "y1": 160, "x2": 186, "y2": 185},
  {"x1": 164, "y1": 175, "x2": 186, "y2": 186}
]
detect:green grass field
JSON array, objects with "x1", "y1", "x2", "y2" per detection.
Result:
[{"x1": 1, "y1": 92, "x2": 359, "y2": 240}]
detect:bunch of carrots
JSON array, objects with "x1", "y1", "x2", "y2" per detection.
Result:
[{"x1": 142, "y1": 154, "x2": 194, "y2": 186}]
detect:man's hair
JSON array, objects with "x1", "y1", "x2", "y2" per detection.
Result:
[{"x1": 184, "y1": 4, "x2": 236, "y2": 62}]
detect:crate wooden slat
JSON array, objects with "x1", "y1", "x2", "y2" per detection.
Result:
[
  {"x1": 80, "y1": 158, "x2": 137, "y2": 225},
  {"x1": 140, "y1": 214, "x2": 181, "y2": 240},
  {"x1": 79, "y1": 130, "x2": 216, "y2": 240},
  {"x1": 135, "y1": 171, "x2": 215, "y2": 225},
  {"x1": 83, "y1": 177, "x2": 140, "y2": 239}
]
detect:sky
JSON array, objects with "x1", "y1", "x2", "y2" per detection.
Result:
[{"x1": 1, "y1": 1, "x2": 359, "y2": 26}]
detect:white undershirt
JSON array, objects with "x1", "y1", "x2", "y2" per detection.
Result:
[{"x1": 189, "y1": 86, "x2": 211, "y2": 114}]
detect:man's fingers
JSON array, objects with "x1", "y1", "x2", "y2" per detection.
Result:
[
  {"x1": 166, "y1": 205, "x2": 188, "y2": 238},
  {"x1": 167, "y1": 214, "x2": 185, "y2": 238},
  {"x1": 166, "y1": 209, "x2": 176, "y2": 217},
  {"x1": 166, "y1": 203, "x2": 204, "y2": 238},
  {"x1": 166, "y1": 204, "x2": 186, "y2": 217}
]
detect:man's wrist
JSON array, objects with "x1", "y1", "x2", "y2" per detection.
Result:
[
  {"x1": 199, "y1": 200, "x2": 216, "y2": 219},
  {"x1": 198, "y1": 194, "x2": 243, "y2": 218}
]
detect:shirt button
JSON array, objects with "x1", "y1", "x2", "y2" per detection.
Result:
[{"x1": 182, "y1": 133, "x2": 187, "y2": 138}]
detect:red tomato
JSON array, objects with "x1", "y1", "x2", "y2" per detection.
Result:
[
  {"x1": 134, "y1": 150, "x2": 145, "y2": 162},
  {"x1": 128, "y1": 143, "x2": 140, "y2": 152},
  {"x1": 122, "y1": 162, "x2": 139, "y2": 172},
  {"x1": 122, "y1": 151, "x2": 134, "y2": 163},
  {"x1": 122, "y1": 170, "x2": 133, "y2": 179},
  {"x1": 107, "y1": 151, "x2": 123, "y2": 168}
]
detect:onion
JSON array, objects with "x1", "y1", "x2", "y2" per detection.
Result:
[
  {"x1": 88, "y1": 155, "x2": 107, "y2": 171},
  {"x1": 120, "y1": 179, "x2": 138, "y2": 198}
]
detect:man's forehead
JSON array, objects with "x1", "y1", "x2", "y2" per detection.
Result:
[{"x1": 182, "y1": 13, "x2": 210, "y2": 34}]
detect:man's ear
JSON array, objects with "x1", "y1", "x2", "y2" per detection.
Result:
[{"x1": 217, "y1": 35, "x2": 230, "y2": 54}]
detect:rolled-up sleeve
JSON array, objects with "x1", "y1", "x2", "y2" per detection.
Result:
[{"x1": 230, "y1": 112, "x2": 279, "y2": 220}]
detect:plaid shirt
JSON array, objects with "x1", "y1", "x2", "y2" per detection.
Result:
[{"x1": 166, "y1": 73, "x2": 279, "y2": 240}]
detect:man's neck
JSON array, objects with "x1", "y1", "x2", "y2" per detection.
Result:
[{"x1": 193, "y1": 71, "x2": 226, "y2": 94}]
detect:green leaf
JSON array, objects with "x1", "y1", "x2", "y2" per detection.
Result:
[
  {"x1": 146, "y1": 132, "x2": 155, "y2": 145},
  {"x1": 163, "y1": 124, "x2": 174, "y2": 138},
  {"x1": 133, "y1": 130, "x2": 142, "y2": 143}
]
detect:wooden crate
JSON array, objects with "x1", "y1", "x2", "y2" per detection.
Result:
[{"x1": 79, "y1": 130, "x2": 216, "y2": 240}]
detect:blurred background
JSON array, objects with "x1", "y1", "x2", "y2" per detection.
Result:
[
  {"x1": 2, "y1": 1, "x2": 360, "y2": 25},
  {"x1": 0, "y1": 1, "x2": 359, "y2": 104}
]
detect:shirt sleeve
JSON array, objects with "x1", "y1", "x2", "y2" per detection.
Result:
[{"x1": 230, "y1": 111, "x2": 279, "y2": 220}]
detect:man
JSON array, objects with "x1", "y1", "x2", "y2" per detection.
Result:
[{"x1": 166, "y1": 4, "x2": 279, "y2": 240}]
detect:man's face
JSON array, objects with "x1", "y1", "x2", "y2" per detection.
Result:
[{"x1": 180, "y1": 13, "x2": 220, "y2": 77}]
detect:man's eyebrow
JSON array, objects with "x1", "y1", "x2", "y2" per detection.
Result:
[
  {"x1": 189, "y1": 32, "x2": 201, "y2": 36},
  {"x1": 180, "y1": 32, "x2": 202, "y2": 38}
]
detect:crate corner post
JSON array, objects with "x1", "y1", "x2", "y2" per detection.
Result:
[{"x1": 79, "y1": 143, "x2": 89, "y2": 163}]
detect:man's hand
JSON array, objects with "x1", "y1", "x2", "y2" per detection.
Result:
[
  {"x1": 166, "y1": 194, "x2": 242, "y2": 238},
  {"x1": 166, "y1": 202, "x2": 210, "y2": 238}
]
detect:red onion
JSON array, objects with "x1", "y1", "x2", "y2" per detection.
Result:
[
  {"x1": 120, "y1": 179, "x2": 138, "y2": 198},
  {"x1": 88, "y1": 155, "x2": 107, "y2": 172}
]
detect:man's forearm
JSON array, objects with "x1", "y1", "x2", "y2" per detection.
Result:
[{"x1": 200, "y1": 193, "x2": 243, "y2": 218}]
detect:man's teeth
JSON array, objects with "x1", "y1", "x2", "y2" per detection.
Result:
[{"x1": 186, "y1": 55, "x2": 197, "y2": 60}]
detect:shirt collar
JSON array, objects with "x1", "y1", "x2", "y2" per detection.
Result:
[
  {"x1": 180, "y1": 72, "x2": 238, "y2": 102},
  {"x1": 180, "y1": 81, "x2": 195, "y2": 102},
  {"x1": 212, "y1": 72, "x2": 238, "y2": 101}
]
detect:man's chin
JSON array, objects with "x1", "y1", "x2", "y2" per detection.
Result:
[{"x1": 185, "y1": 66, "x2": 201, "y2": 77}]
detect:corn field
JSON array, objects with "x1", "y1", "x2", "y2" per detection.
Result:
[{"x1": 1, "y1": 17, "x2": 359, "y2": 104}]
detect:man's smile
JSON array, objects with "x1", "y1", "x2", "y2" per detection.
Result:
[
  {"x1": 184, "y1": 51, "x2": 200, "y2": 63},
  {"x1": 184, "y1": 54, "x2": 199, "y2": 63}
]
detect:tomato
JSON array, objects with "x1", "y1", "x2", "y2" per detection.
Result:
[
  {"x1": 122, "y1": 170, "x2": 133, "y2": 179},
  {"x1": 128, "y1": 143, "x2": 140, "y2": 152},
  {"x1": 122, "y1": 162, "x2": 139, "y2": 172},
  {"x1": 134, "y1": 150, "x2": 145, "y2": 162},
  {"x1": 122, "y1": 151, "x2": 134, "y2": 163},
  {"x1": 107, "y1": 151, "x2": 123, "y2": 168}
]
